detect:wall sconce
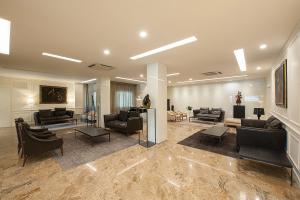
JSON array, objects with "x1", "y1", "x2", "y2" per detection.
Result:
[{"x1": 27, "y1": 97, "x2": 34, "y2": 105}]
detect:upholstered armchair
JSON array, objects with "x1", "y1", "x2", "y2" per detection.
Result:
[{"x1": 19, "y1": 122, "x2": 63, "y2": 166}]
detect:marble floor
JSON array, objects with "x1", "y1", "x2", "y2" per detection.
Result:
[{"x1": 1, "y1": 121, "x2": 300, "y2": 200}]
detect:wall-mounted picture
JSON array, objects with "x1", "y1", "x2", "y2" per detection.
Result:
[
  {"x1": 40, "y1": 85, "x2": 67, "y2": 104},
  {"x1": 275, "y1": 59, "x2": 287, "y2": 108}
]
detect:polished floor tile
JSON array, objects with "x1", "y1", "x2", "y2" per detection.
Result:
[{"x1": 0, "y1": 121, "x2": 300, "y2": 200}]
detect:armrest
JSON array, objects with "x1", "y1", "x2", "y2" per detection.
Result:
[
  {"x1": 237, "y1": 127, "x2": 286, "y2": 150},
  {"x1": 241, "y1": 119, "x2": 266, "y2": 128},
  {"x1": 127, "y1": 117, "x2": 143, "y2": 132},
  {"x1": 66, "y1": 110, "x2": 74, "y2": 118},
  {"x1": 28, "y1": 127, "x2": 49, "y2": 132},
  {"x1": 32, "y1": 132, "x2": 56, "y2": 139}
]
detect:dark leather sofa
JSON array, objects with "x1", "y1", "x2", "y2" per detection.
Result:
[
  {"x1": 192, "y1": 107, "x2": 225, "y2": 122},
  {"x1": 34, "y1": 108, "x2": 74, "y2": 126},
  {"x1": 104, "y1": 111, "x2": 143, "y2": 135},
  {"x1": 237, "y1": 116, "x2": 293, "y2": 185},
  {"x1": 16, "y1": 119, "x2": 63, "y2": 166}
]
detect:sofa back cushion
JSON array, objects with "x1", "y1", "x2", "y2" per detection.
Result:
[
  {"x1": 119, "y1": 111, "x2": 128, "y2": 122},
  {"x1": 193, "y1": 109, "x2": 200, "y2": 116},
  {"x1": 267, "y1": 119, "x2": 282, "y2": 129},
  {"x1": 39, "y1": 109, "x2": 52, "y2": 118},
  {"x1": 199, "y1": 107, "x2": 209, "y2": 114},
  {"x1": 54, "y1": 108, "x2": 66, "y2": 116},
  {"x1": 128, "y1": 111, "x2": 139, "y2": 118}
]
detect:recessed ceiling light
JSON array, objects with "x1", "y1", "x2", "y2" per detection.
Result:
[
  {"x1": 81, "y1": 78, "x2": 97, "y2": 83},
  {"x1": 168, "y1": 81, "x2": 172, "y2": 84},
  {"x1": 104, "y1": 49, "x2": 110, "y2": 55},
  {"x1": 42, "y1": 52, "x2": 82, "y2": 63},
  {"x1": 140, "y1": 74, "x2": 144, "y2": 78},
  {"x1": 130, "y1": 36, "x2": 197, "y2": 60},
  {"x1": 234, "y1": 49, "x2": 247, "y2": 72},
  {"x1": 0, "y1": 18, "x2": 11, "y2": 55},
  {"x1": 256, "y1": 66, "x2": 262, "y2": 70},
  {"x1": 139, "y1": 31, "x2": 148, "y2": 38},
  {"x1": 259, "y1": 44, "x2": 267, "y2": 49},
  {"x1": 167, "y1": 73, "x2": 180, "y2": 77},
  {"x1": 115, "y1": 77, "x2": 146, "y2": 83},
  {"x1": 189, "y1": 78, "x2": 193, "y2": 81},
  {"x1": 177, "y1": 75, "x2": 248, "y2": 84}
]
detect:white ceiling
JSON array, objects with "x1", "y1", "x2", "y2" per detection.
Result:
[{"x1": 0, "y1": 0, "x2": 300, "y2": 84}]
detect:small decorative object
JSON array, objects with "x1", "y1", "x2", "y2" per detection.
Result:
[
  {"x1": 143, "y1": 94, "x2": 151, "y2": 109},
  {"x1": 254, "y1": 108, "x2": 265, "y2": 120},
  {"x1": 275, "y1": 59, "x2": 287, "y2": 108},
  {"x1": 235, "y1": 91, "x2": 242, "y2": 106}
]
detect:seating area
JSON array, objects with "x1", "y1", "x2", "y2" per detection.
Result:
[
  {"x1": 190, "y1": 107, "x2": 225, "y2": 122},
  {"x1": 1, "y1": 1, "x2": 300, "y2": 199}
]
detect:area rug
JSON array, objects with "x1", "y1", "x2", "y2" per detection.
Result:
[
  {"x1": 51, "y1": 131, "x2": 138, "y2": 170},
  {"x1": 178, "y1": 130, "x2": 239, "y2": 158}
]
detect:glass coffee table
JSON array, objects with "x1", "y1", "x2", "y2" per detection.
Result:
[{"x1": 200, "y1": 126, "x2": 229, "y2": 143}]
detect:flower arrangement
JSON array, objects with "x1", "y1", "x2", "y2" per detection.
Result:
[{"x1": 235, "y1": 91, "x2": 242, "y2": 105}]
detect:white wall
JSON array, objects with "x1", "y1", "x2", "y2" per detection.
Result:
[
  {"x1": 168, "y1": 78, "x2": 267, "y2": 119},
  {"x1": 268, "y1": 24, "x2": 300, "y2": 182},
  {"x1": 0, "y1": 76, "x2": 84, "y2": 127}
]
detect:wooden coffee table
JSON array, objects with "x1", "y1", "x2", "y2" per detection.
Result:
[
  {"x1": 74, "y1": 127, "x2": 110, "y2": 142},
  {"x1": 200, "y1": 126, "x2": 229, "y2": 143}
]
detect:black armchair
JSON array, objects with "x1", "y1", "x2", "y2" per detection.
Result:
[
  {"x1": 104, "y1": 111, "x2": 143, "y2": 135},
  {"x1": 19, "y1": 122, "x2": 63, "y2": 166}
]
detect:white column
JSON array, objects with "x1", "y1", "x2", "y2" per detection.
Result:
[
  {"x1": 147, "y1": 62, "x2": 167, "y2": 143},
  {"x1": 96, "y1": 77, "x2": 111, "y2": 127}
]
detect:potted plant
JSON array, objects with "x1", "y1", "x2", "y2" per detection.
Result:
[
  {"x1": 186, "y1": 106, "x2": 193, "y2": 116},
  {"x1": 235, "y1": 91, "x2": 242, "y2": 106}
]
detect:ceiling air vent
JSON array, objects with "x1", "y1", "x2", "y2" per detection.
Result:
[
  {"x1": 202, "y1": 71, "x2": 222, "y2": 76},
  {"x1": 88, "y1": 63, "x2": 114, "y2": 71}
]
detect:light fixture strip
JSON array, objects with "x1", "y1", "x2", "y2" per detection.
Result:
[
  {"x1": 42, "y1": 52, "x2": 82, "y2": 63},
  {"x1": 81, "y1": 78, "x2": 97, "y2": 83},
  {"x1": 0, "y1": 18, "x2": 11, "y2": 55},
  {"x1": 130, "y1": 36, "x2": 197, "y2": 60},
  {"x1": 177, "y1": 75, "x2": 248, "y2": 84},
  {"x1": 115, "y1": 77, "x2": 146, "y2": 83},
  {"x1": 166, "y1": 73, "x2": 180, "y2": 77},
  {"x1": 234, "y1": 49, "x2": 247, "y2": 71}
]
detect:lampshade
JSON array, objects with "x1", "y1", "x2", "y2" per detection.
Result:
[{"x1": 253, "y1": 108, "x2": 265, "y2": 115}]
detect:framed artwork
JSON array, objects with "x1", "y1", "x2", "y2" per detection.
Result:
[
  {"x1": 40, "y1": 85, "x2": 67, "y2": 104},
  {"x1": 275, "y1": 59, "x2": 287, "y2": 108}
]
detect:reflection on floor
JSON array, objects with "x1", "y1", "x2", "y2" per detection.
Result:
[{"x1": 1, "y1": 121, "x2": 300, "y2": 199}]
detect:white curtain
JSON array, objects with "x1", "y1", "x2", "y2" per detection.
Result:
[{"x1": 111, "y1": 82, "x2": 136, "y2": 113}]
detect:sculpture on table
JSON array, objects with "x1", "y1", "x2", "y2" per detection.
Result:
[
  {"x1": 143, "y1": 94, "x2": 151, "y2": 109},
  {"x1": 235, "y1": 91, "x2": 242, "y2": 106}
]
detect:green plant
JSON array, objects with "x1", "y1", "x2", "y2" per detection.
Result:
[{"x1": 186, "y1": 106, "x2": 193, "y2": 111}]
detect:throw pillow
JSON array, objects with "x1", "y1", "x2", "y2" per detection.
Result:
[
  {"x1": 39, "y1": 109, "x2": 52, "y2": 118},
  {"x1": 268, "y1": 119, "x2": 282, "y2": 129},
  {"x1": 119, "y1": 111, "x2": 129, "y2": 122},
  {"x1": 211, "y1": 110, "x2": 221, "y2": 115},
  {"x1": 128, "y1": 111, "x2": 139, "y2": 118},
  {"x1": 264, "y1": 115, "x2": 276, "y2": 128}
]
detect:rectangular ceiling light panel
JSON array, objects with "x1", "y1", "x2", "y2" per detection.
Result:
[
  {"x1": 234, "y1": 49, "x2": 247, "y2": 71},
  {"x1": 130, "y1": 36, "x2": 197, "y2": 60},
  {"x1": 0, "y1": 18, "x2": 11, "y2": 55},
  {"x1": 115, "y1": 77, "x2": 146, "y2": 83},
  {"x1": 42, "y1": 52, "x2": 82, "y2": 63}
]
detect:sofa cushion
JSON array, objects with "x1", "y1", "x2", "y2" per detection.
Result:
[
  {"x1": 211, "y1": 108, "x2": 222, "y2": 111},
  {"x1": 119, "y1": 111, "x2": 128, "y2": 122},
  {"x1": 199, "y1": 108, "x2": 209, "y2": 114},
  {"x1": 107, "y1": 120, "x2": 127, "y2": 129},
  {"x1": 129, "y1": 111, "x2": 140, "y2": 118},
  {"x1": 39, "y1": 109, "x2": 52, "y2": 118},
  {"x1": 264, "y1": 116, "x2": 277, "y2": 129},
  {"x1": 268, "y1": 119, "x2": 282, "y2": 129},
  {"x1": 54, "y1": 108, "x2": 67, "y2": 116},
  {"x1": 211, "y1": 110, "x2": 221, "y2": 115}
]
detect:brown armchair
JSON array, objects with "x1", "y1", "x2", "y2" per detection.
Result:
[{"x1": 19, "y1": 122, "x2": 63, "y2": 166}]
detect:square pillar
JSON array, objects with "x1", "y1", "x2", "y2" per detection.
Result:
[
  {"x1": 147, "y1": 62, "x2": 167, "y2": 143},
  {"x1": 96, "y1": 77, "x2": 110, "y2": 127}
]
